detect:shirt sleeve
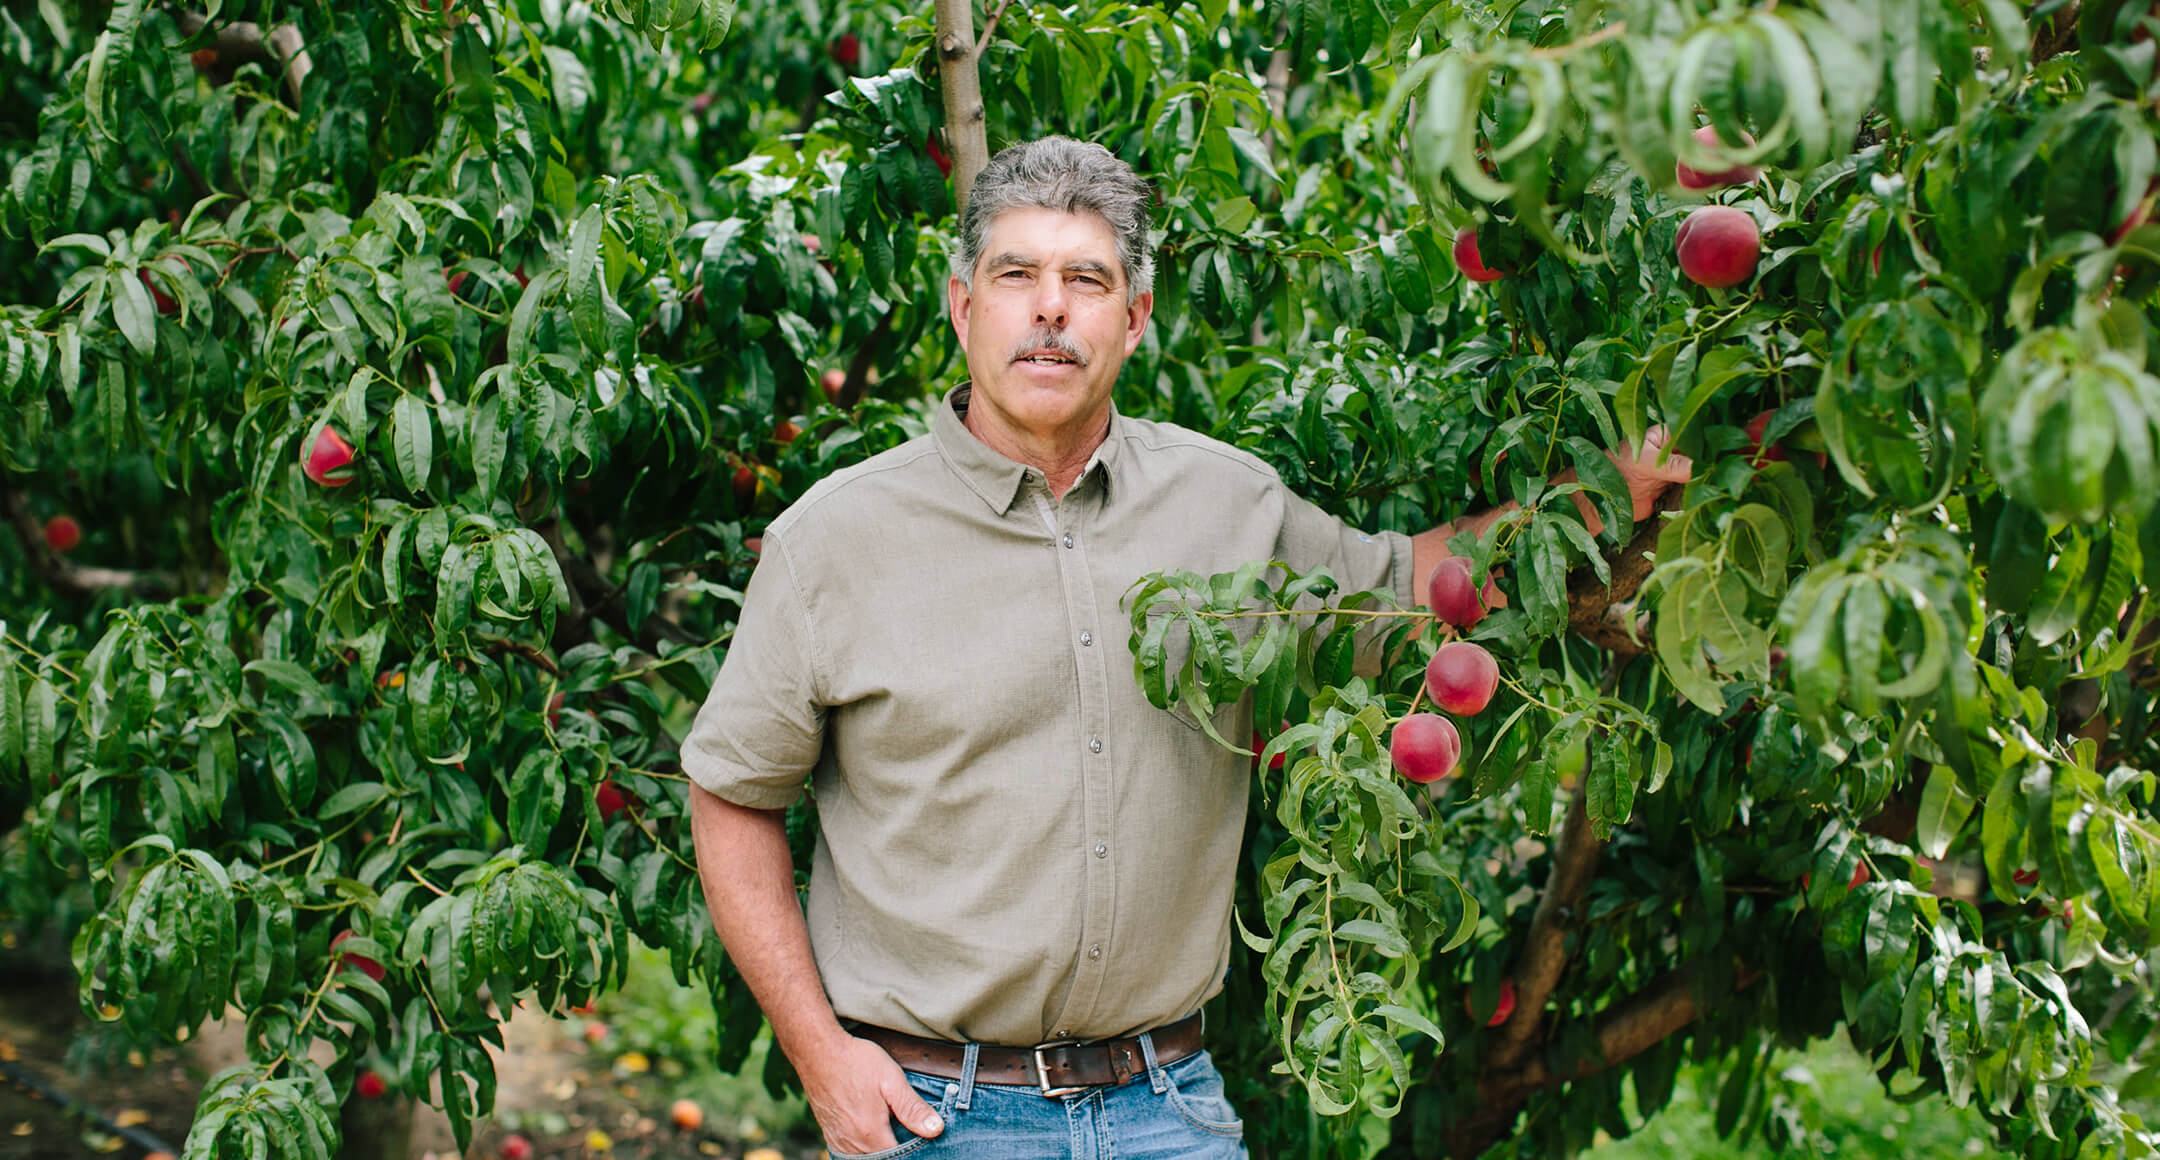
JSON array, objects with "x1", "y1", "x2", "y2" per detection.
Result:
[
  {"x1": 1273, "y1": 489, "x2": 1416, "y2": 609},
  {"x1": 1273, "y1": 489, "x2": 1417, "y2": 677},
  {"x1": 680, "y1": 534, "x2": 826, "y2": 810}
]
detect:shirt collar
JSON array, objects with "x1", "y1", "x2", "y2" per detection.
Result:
[{"x1": 935, "y1": 384, "x2": 1121, "y2": 515}]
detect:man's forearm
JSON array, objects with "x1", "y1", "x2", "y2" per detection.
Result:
[{"x1": 687, "y1": 786, "x2": 848, "y2": 1067}]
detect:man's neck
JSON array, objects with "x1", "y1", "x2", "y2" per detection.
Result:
[{"x1": 961, "y1": 400, "x2": 1110, "y2": 499}]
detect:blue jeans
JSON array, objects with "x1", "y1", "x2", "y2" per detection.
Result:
[{"x1": 828, "y1": 1037, "x2": 1248, "y2": 1159}]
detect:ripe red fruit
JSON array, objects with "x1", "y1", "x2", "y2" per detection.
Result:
[
  {"x1": 773, "y1": 419, "x2": 803, "y2": 445},
  {"x1": 356, "y1": 1070, "x2": 387, "y2": 1099},
  {"x1": 829, "y1": 33, "x2": 861, "y2": 69},
  {"x1": 1744, "y1": 411, "x2": 1787, "y2": 465},
  {"x1": 595, "y1": 780, "x2": 633, "y2": 819},
  {"x1": 1466, "y1": 979, "x2": 1517, "y2": 1027},
  {"x1": 1426, "y1": 642, "x2": 1500, "y2": 717},
  {"x1": 512, "y1": 263, "x2": 530, "y2": 289},
  {"x1": 303, "y1": 425, "x2": 358, "y2": 487},
  {"x1": 1849, "y1": 862, "x2": 1870, "y2": 890},
  {"x1": 445, "y1": 269, "x2": 468, "y2": 297},
  {"x1": 500, "y1": 1135, "x2": 535, "y2": 1160},
  {"x1": 1390, "y1": 713, "x2": 1462, "y2": 783},
  {"x1": 1452, "y1": 227, "x2": 1504, "y2": 283},
  {"x1": 331, "y1": 930, "x2": 385, "y2": 982},
  {"x1": 189, "y1": 47, "x2": 219, "y2": 72},
  {"x1": 670, "y1": 1098, "x2": 705, "y2": 1131},
  {"x1": 2012, "y1": 868, "x2": 2040, "y2": 887},
  {"x1": 1675, "y1": 124, "x2": 1762, "y2": 190},
  {"x1": 743, "y1": 536, "x2": 763, "y2": 557},
  {"x1": 583, "y1": 1019, "x2": 609, "y2": 1043},
  {"x1": 732, "y1": 462, "x2": 757, "y2": 509},
  {"x1": 139, "y1": 267, "x2": 179, "y2": 315},
  {"x1": 42, "y1": 515, "x2": 81, "y2": 554},
  {"x1": 2110, "y1": 180, "x2": 2157, "y2": 246},
  {"x1": 820, "y1": 368, "x2": 848, "y2": 404},
  {"x1": 1251, "y1": 731, "x2": 1287, "y2": 771},
  {"x1": 546, "y1": 692, "x2": 564, "y2": 728},
  {"x1": 1427, "y1": 555, "x2": 1498, "y2": 629},
  {"x1": 1675, "y1": 206, "x2": 1761, "y2": 289},
  {"x1": 928, "y1": 135, "x2": 954, "y2": 179}
]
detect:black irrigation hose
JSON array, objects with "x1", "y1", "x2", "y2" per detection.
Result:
[{"x1": 0, "y1": 1055, "x2": 180, "y2": 1156}]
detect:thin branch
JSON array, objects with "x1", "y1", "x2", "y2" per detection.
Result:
[{"x1": 973, "y1": 0, "x2": 1017, "y2": 59}]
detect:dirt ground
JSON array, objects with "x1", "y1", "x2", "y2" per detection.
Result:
[{"x1": 0, "y1": 963, "x2": 820, "y2": 1160}]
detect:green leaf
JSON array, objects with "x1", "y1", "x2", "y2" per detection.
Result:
[
  {"x1": 393, "y1": 393, "x2": 434, "y2": 495},
  {"x1": 1915, "y1": 764, "x2": 1976, "y2": 860}
]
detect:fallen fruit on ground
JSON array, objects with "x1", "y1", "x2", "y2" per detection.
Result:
[
  {"x1": 43, "y1": 515, "x2": 81, "y2": 553},
  {"x1": 1427, "y1": 555, "x2": 1498, "y2": 628},
  {"x1": 1675, "y1": 205, "x2": 1761, "y2": 289},
  {"x1": 1453, "y1": 226, "x2": 1504, "y2": 283},
  {"x1": 1675, "y1": 124, "x2": 1762, "y2": 190},
  {"x1": 302, "y1": 425, "x2": 358, "y2": 487},
  {"x1": 1426, "y1": 641, "x2": 1500, "y2": 716},
  {"x1": 499, "y1": 1135, "x2": 533, "y2": 1160},
  {"x1": 669, "y1": 1098, "x2": 704, "y2": 1131},
  {"x1": 1390, "y1": 712, "x2": 1462, "y2": 783}
]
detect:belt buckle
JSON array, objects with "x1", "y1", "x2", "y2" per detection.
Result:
[{"x1": 1032, "y1": 1040, "x2": 1086, "y2": 1098}]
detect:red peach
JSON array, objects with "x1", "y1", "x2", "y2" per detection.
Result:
[
  {"x1": 303, "y1": 425, "x2": 358, "y2": 487},
  {"x1": 1675, "y1": 125, "x2": 1761, "y2": 190},
  {"x1": 1452, "y1": 227, "x2": 1504, "y2": 283},
  {"x1": 1675, "y1": 206, "x2": 1761, "y2": 289},
  {"x1": 43, "y1": 515, "x2": 81, "y2": 554},
  {"x1": 1390, "y1": 713, "x2": 1461, "y2": 783},
  {"x1": 1426, "y1": 642, "x2": 1500, "y2": 717},
  {"x1": 1427, "y1": 555, "x2": 1499, "y2": 629}
]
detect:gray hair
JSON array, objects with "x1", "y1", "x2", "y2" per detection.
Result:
[{"x1": 950, "y1": 136, "x2": 1156, "y2": 299}]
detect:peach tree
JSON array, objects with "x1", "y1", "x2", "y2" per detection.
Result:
[{"x1": 2, "y1": 0, "x2": 2159, "y2": 1159}]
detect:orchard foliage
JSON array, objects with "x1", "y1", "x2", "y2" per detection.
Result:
[{"x1": 1, "y1": 0, "x2": 2159, "y2": 1159}]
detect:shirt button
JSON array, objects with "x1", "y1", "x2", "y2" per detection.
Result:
[
  {"x1": 1062, "y1": 533, "x2": 1074, "y2": 549},
  {"x1": 1089, "y1": 737, "x2": 1103, "y2": 754},
  {"x1": 1055, "y1": 1029, "x2": 1069, "y2": 1038},
  {"x1": 1079, "y1": 631, "x2": 1094, "y2": 647},
  {"x1": 1087, "y1": 945, "x2": 1102, "y2": 960},
  {"x1": 1093, "y1": 843, "x2": 1107, "y2": 858}
]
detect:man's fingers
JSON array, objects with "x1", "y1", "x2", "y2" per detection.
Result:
[
  {"x1": 884, "y1": 1077, "x2": 945, "y2": 1138},
  {"x1": 1634, "y1": 425, "x2": 1694, "y2": 482}
]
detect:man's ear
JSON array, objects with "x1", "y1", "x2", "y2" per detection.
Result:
[
  {"x1": 1122, "y1": 290, "x2": 1154, "y2": 357},
  {"x1": 947, "y1": 274, "x2": 972, "y2": 347}
]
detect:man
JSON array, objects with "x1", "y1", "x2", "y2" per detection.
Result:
[{"x1": 683, "y1": 137, "x2": 1686, "y2": 1158}]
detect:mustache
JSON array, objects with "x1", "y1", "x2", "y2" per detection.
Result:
[{"x1": 1009, "y1": 330, "x2": 1087, "y2": 366}]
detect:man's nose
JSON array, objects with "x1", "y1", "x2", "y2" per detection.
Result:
[{"x1": 1033, "y1": 278, "x2": 1067, "y2": 328}]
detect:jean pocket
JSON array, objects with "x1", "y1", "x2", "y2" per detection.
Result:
[
  {"x1": 1165, "y1": 1053, "x2": 1245, "y2": 1138},
  {"x1": 827, "y1": 1073, "x2": 960, "y2": 1160}
]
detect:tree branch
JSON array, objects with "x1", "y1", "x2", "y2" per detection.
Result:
[
  {"x1": 1447, "y1": 961, "x2": 1762, "y2": 1157},
  {"x1": 1566, "y1": 497, "x2": 1673, "y2": 657},
  {"x1": 1484, "y1": 781, "x2": 1608, "y2": 1073},
  {"x1": 174, "y1": 11, "x2": 312, "y2": 105}
]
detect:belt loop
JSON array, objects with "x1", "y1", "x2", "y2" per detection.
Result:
[
  {"x1": 1137, "y1": 1030, "x2": 1168, "y2": 1094},
  {"x1": 956, "y1": 1041, "x2": 980, "y2": 1110}
]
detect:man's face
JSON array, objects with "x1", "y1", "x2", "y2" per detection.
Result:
[{"x1": 948, "y1": 207, "x2": 1153, "y2": 444}]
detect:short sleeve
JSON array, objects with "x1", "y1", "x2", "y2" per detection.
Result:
[
  {"x1": 680, "y1": 535, "x2": 826, "y2": 810},
  {"x1": 1273, "y1": 490, "x2": 1415, "y2": 609}
]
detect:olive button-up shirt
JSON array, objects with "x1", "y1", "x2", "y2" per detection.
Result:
[{"x1": 682, "y1": 386, "x2": 1411, "y2": 1047}]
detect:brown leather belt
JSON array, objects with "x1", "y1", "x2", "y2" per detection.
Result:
[{"x1": 851, "y1": 1014, "x2": 1204, "y2": 1097}]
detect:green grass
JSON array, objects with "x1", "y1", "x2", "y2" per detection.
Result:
[{"x1": 1594, "y1": 1030, "x2": 2008, "y2": 1160}]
